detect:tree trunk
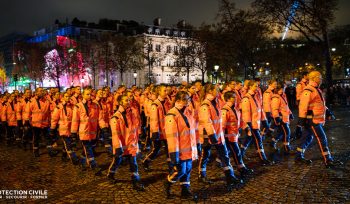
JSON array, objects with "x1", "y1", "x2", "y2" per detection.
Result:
[
  {"x1": 201, "y1": 70, "x2": 205, "y2": 83},
  {"x1": 93, "y1": 66, "x2": 96, "y2": 89},
  {"x1": 120, "y1": 69, "x2": 124, "y2": 85},
  {"x1": 187, "y1": 67, "x2": 190, "y2": 83}
]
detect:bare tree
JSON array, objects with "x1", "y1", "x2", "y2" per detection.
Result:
[
  {"x1": 110, "y1": 35, "x2": 144, "y2": 84},
  {"x1": 253, "y1": 0, "x2": 339, "y2": 87}
]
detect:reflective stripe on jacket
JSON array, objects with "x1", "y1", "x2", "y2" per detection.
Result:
[
  {"x1": 24, "y1": 98, "x2": 50, "y2": 128},
  {"x1": 51, "y1": 103, "x2": 73, "y2": 136},
  {"x1": 242, "y1": 90, "x2": 266, "y2": 129},
  {"x1": 299, "y1": 81, "x2": 326, "y2": 124},
  {"x1": 71, "y1": 101, "x2": 104, "y2": 140},
  {"x1": 165, "y1": 107, "x2": 198, "y2": 161},
  {"x1": 271, "y1": 93, "x2": 292, "y2": 124},
  {"x1": 221, "y1": 104, "x2": 241, "y2": 143},
  {"x1": 198, "y1": 97, "x2": 225, "y2": 144},
  {"x1": 110, "y1": 106, "x2": 139, "y2": 156}
]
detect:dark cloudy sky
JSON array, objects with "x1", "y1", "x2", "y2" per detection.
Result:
[{"x1": 1, "y1": 0, "x2": 349, "y2": 36}]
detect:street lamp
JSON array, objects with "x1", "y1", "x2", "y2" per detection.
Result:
[
  {"x1": 331, "y1": 48, "x2": 336, "y2": 52},
  {"x1": 214, "y1": 65, "x2": 219, "y2": 84},
  {"x1": 133, "y1": 71, "x2": 137, "y2": 86}
]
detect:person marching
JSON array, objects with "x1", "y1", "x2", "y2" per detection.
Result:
[
  {"x1": 221, "y1": 91, "x2": 253, "y2": 176},
  {"x1": 107, "y1": 94, "x2": 145, "y2": 191},
  {"x1": 164, "y1": 91, "x2": 198, "y2": 199},
  {"x1": 295, "y1": 72, "x2": 309, "y2": 139},
  {"x1": 94, "y1": 89, "x2": 112, "y2": 155},
  {"x1": 186, "y1": 83, "x2": 202, "y2": 158},
  {"x1": 142, "y1": 85, "x2": 172, "y2": 171},
  {"x1": 263, "y1": 79, "x2": 277, "y2": 136},
  {"x1": 50, "y1": 92, "x2": 80, "y2": 165},
  {"x1": 198, "y1": 83, "x2": 243, "y2": 187},
  {"x1": 270, "y1": 82, "x2": 294, "y2": 153},
  {"x1": 2, "y1": 93, "x2": 18, "y2": 146},
  {"x1": 241, "y1": 81, "x2": 272, "y2": 165},
  {"x1": 23, "y1": 87, "x2": 58, "y2": 157},
  {"x1": 71, "y1": 87, "x2": 108, "y2": 175},
  {"x1": 16, "y1": 89, "x2": 32, "y2": 150},
  {"x1": 295, "y1": 71, "x2": 342, "y2": 168}
]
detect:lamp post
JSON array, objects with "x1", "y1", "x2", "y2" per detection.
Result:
[
  {"x1": 133, "y1": 71, "x2": 137, "y2": 86},
  {"x1": 214, "y1": 65, "x2": 219, "y2": 84}
]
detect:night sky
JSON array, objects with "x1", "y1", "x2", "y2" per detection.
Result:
[{"x1": 1, "y1": 0, "x2": 349, "y2": 37}]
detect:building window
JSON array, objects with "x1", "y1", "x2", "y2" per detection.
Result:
[
  {"x1": 156, "y1": 44, "x2": 161, "y2": 52},
  {"x1": 148, "y1": 44, "x2": 153, "y2": 51},
  {"x1": 166, "y1": 45, "x2": 171, "y2": 53},
  {"x1": 174, "y1": 46, "x2": 178, "y2": 54},
  {"x1": 167, "y1": 58, "x2": 171, "y2": 66}
]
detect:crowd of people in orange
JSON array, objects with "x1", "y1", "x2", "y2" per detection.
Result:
[{"x1": 0, "y1": 70, "x2": 342, "y2": 198}]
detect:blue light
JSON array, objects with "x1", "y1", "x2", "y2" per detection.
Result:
[{"x1": 282, "y1": 1, "x2": 300, "y2": 40}]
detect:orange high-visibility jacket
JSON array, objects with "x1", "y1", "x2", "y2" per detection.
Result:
[
  {"x1": 50, "y1": 100, "x2": 59, "y2": 112},
  {"x1": 0, "y1": 101, "x2": 5, "y2": 123},
  {"x1": 149, "y1": 97, "x2": 170, "y2": 140},
  {"x1": 185, "y1": 94, "x2": 201, "y2": 144},
  {"x1": 263, "y1": 87, "x2": 274, "y2": 113},
  {"x1": 130, "y1": 98, "x2": 141, "y2": 135},
  {"x1": 16, "y1": 98, "x2": 30, "y2": 121},
  {"x1": 233, "y1": 89, "x2": 243, "y2": 110},
  {"x1": 299, "y1": 81, "x2": 326, "y2": 125},
  {"x1": 240, "y1": 87, "x2": 249, "y2": 100},
  {"x1": 296, "y1": 79, "x2": 308, "y2": 101},
  {"x1": 94, "y1": 99, "x2": 109, "y2": 129},
  {"x1": 198, "y1": 95, "x2": 225, "y2": 144},
  {"x1": 110, "y1": 106, "x2": 139, "y2": 156},
  {"x1": 71, "y1": 100, "x2": 105, "y2": 140},
  {"x1": 70, "y1": 94, "x2": 81, "y2": 105},
  {"x1": 51, "y1": 103, "x2": 73, "y2": 136},
  {"x1": 165, "y1": 106, "x2": 198, "y2": 161},
  {"x1": 256, "y1": 87, "x2": 263, "y2": 104},
  {"x1": 3, "y1": 101, "x2": 18, "y2": 126},
  {"x1": 242, "y1": 90, "x2": 266, "y2": 130},
  {"x1": 221, "y1": 103, "x2": 241, "y2": 143},
  {"x1": 106, "y1": 95, "x2": 114, "y2": 118},
  {"x1": 24, "y1": 97, "x2": 51, "y2": 128},
  {"x1": 271, "y1": 93, "x2": 292, "y2": 124}
]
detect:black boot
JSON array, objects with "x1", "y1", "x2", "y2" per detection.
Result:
[
  {"x1": 61, "y1": 152, "x2": 69, "y2": 162},
  {"x1": 34, "y1": 149, "x2": 40, "y2": 157},
  {"x1": 71, "y1": 157, "x2": 80, "y2": 166},
  {"x1": 48, "y1": 149, "x2": 59, "y2": 157},
  {"x1": 164, "y1": 180, "x2": 174, "y2": 198},
  {"x1": 261, "y1": 159, "x2": 274, "y2": 166},
  {"x1": 142, "y1": 159, "x2": 151, "y2": 171},
  {"x1": 325, "y1": 160, "x2": 343, "y2": 168},
  {"x1": 198, "y1": 175, "x2": 213, "y2": 184},
  {"x1": 107, "y1": 174, "x2": 117, "y2": 184},
  {"x1": 295, "y1": 156, "x2": 312, "y2": 164},
  {"x1": 80, "y1": 159, "x2": 87, "y2": 171},
  {"x1": 93, "y1": 167, "x2": 103, "y2": 176},
  {"x1": 239, "y1": 167, "x2": 254, "y2": 176},
  {"x1": 132, "y1": 180, "x2": 145, "y2": 192},
  {"x1": 181, "y1": 186, "x2": 193, "y2": 199}
]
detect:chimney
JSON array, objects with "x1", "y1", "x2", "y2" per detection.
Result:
[
  {"x1": 177, "y1": 20, "x2": 186, "y2": 28},
  {"x1": 153, "y1": 18, "x2": 161, "y2": 26}
]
